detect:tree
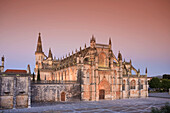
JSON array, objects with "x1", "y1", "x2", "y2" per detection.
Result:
[
  {"x1": 149, "y1": 77, "x2": 161, "y2": 89},
  {"x1": 32, "y1": 72, "x2": 35, "y2": 81},
  {"x1": 163, "y1": 74, "x2": 170, "y2": 79},
  {"x1": 162, "y1": 79, "x2": 170, "y2": 91},
  {"x1": 37, "y1": 69, "x2": 41, "y2": 81}
]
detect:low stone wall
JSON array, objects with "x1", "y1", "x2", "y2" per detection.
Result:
[
  {"x1": 16, "y1": 95, "x2": 28, "y2": 108},
  {"x1": 0, "y1": 74, "x2": 31, "y2": 109},
  {"x1": 0, "y1": 96, "x2": 13, "y2": 109},
  {"x1": 31, "y1": 82, "x2": 80, "y2": 102}
]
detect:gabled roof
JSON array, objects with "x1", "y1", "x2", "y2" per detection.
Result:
[{"x1": 5, "y1": 69, "x2": 27, "y2": 74}]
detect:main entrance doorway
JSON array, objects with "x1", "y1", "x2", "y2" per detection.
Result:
[
  {"x1": 99, "y1": 89, "x2": 105, "y2": 99},
  {"x1": 61, "y1": 92, "x2": 66, "y2": 101}
]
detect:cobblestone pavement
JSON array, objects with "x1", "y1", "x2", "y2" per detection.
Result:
[{"x1": 0, "y1": 97, "x2": 170, "y2": 113}]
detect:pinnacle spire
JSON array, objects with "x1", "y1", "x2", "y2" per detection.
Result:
[
  {"x1": 36, "y1": 33, "x2": 43, "y2": 53},
  {"x1": 118, "y1": 51, "x2": 122, "y2": 61},
  {"x1": 138, "y1": 69, "x2": 140, "y2": 73},
  {"x1": 48, "y1": 48, "x2": 53, "y2": 60},
  {"x1": 145, "y1": 67, "x2": 147, "y2": 73},
  {"x1": 90, "y1": 35, "x2": 96, "y2": 43},
  {"x1": 109, "y1": 38, "x2": 111, "y2": 45},
  {"x1": 1, "y1": 55, "x2": 4, "y2": 62}
]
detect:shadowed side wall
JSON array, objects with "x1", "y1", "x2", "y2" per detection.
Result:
[{"x1": 31, "y1": 83, "x2": 80, "y2": 102}]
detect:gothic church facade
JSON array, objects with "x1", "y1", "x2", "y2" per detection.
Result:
[{"x1": 34, "y1": 33, "x2": 148, "y2": 101}]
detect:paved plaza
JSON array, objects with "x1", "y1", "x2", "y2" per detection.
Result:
[
  {"x1": 0, "y1": 97, "x2": 170, "y2": 113},
  {"x1": 149, "y1": 92, "x2": 170, "y2": 99}
]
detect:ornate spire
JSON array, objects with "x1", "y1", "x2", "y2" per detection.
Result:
[
  {"x1": 36, "y1": 33, "x2": 43, "y2": 53},
  {"x1": 85, "y1": 43, "x2": 86, "y2": 48},
  {"x1": 48, "y1": 48, "x2": 53, "y2": 60},
  {"x1": 80, "y1": 46, "x2": 81, "y2": 51},
  {"x1": 130, "y1": 59, "x2": 131, "y2": 64}
]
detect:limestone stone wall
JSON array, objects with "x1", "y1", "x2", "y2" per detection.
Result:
[
  {"x1": 0, "y1": 96, "x2": 13, "y2": 109},
  {"x1": 31, "y1": 83, "x2": 80, "y2": 102},
  {"x1": 0, "y1": 75, "x2": 31, "y2": 109}
]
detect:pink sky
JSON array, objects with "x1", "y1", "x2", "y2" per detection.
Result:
[{"x1": 0, "y1": 0, "x2": 170, "y2": 76}]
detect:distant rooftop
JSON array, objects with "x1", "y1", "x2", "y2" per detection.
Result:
[{"x1": 5, "y1": 69, "x2": 27, "y2": 74}]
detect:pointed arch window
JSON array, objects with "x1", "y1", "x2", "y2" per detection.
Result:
[
  {"x1": 122, "y1": 80, "x2": 126, "y2": 90},
  {"x1": 99, "y1": 53, "x2": 106, "y2": 67},
  {"x1": 140, "y1": 80, "x2": 144, "y2": 89},
  {"x1": 130, "y1": 80, "x2": 136, "y2": 89}
]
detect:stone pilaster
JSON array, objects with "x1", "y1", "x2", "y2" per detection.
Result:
[
  {"x1": 127, "y1": 73, "x2": 130, "y2": 98},
  {"x1": 95, "y1": 56, "x2": 98, "y2": 101},
  {"x1": 138, "y1": 70, "x2": 141, "y2": 98},
  {"x1": 13, "y1": 77, "x2": 16, "y2": 109},
  {"x1": 28, "y1": 76, "x2": 31, "y2": 108}
]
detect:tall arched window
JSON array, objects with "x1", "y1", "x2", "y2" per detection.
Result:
[
  {"x1": 140, "y1": 80, "x2": 144, "y2": 89},
  {"x1": 99, "y1": 53, "x2": 106, "y2": 67},
  {"x1": 130, "y1": 80, "x2": 136, "y2": 89},
  {"x1": 122, "y1": 80, "x2": 126, "y2": 90}
]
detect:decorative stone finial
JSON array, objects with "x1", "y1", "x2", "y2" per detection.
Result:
[{"x1": 118, "y1": 51, "x2": 122, "y2": 61}]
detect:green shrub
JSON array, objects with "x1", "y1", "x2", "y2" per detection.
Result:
[{"x1": 151, "y1": 103, "x2": 170, "y2": 113}]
